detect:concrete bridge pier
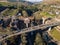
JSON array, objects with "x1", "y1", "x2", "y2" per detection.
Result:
[
  {"x1": 11, "y1": 16, "x2": 16, "y2": 22},
  {"x1": 24, "y1": 18, "x2": 30, "y2": 28},
  {"x1": 48, "y1": 27, "x2": 52, "y2": 32},
  {"x1": 42, "y1": 17, "x2": 46, "y2": 24},
  {"x1": 26, "y1": 23, "x2": 29, "y2": 28}
]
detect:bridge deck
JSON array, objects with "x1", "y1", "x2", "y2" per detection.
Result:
[{"x1": 0, "y1": 21, "x2": 60, "y2": 42}]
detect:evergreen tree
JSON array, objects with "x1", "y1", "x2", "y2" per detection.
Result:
[
  {"x1": 20, "y1": 33, "x2": 27, "y2": 45},
  {"x1": 34, "y1": 33, "x2": 45, "y2": 45},
  {"x1": 2, "y1": 40, "x2": 7, "y2": 45},
  {"x1": 7, "y1": 36, "x2": 16, "y2": 45},
  {"x1": 22, "y1": 10, "x2": 28, "y2": 17}
]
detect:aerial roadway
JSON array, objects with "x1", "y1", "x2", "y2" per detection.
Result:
[{"x1": 0, "y1": 21, "x2": 60, "y2": 42}]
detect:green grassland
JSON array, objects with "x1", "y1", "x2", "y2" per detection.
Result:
[
  {"x1": 50, "y1": 28, "x2": 60, "y2": 41},
  {"x1": 8, "y1": 9, "x2": 18, "y2": 16},
  {"x1": 2, "y1": 9, "x2": 18, "y2": 16},
  {"x1": 40, "y1": 12, "x2": 56, "y2": 18},
  {"x1": 0, "y1": 2, "x2": 11, "y2": 6},
  {"x1": 34, "y1": 11, "x2": 56, "y2": 20}
]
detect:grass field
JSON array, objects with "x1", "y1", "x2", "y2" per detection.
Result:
[
  {"x1": 50, "y1": 28, "x2": 60, "y2": 41},
  {"x1": 40, "y1": 12, "x2": 56, "y2": 18},
  {"x1": 2, "y1": 8, "x2": 18, "y2": 16},
  {"x1": 0, "y1": 2, "x2": 16, "y2": 6},
  {"x1": 0, "y1": 2, "x2": 10, "y2": 6},
  {"x1": 9, "y1": 9, "x2": 18, "y2": 16}
]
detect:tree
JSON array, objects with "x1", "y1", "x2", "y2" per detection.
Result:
[
  {"x1": 22, "y1": 10, "x2": 28, "y2": 17},
  {"x1": 34, "y1": 33, "x2": 45, "y2": 45},
  {"x1": 20, "y1": 33, "x2": 27, "y2": 45},
  {"x1": 2, "y1": 40, "x2": 7, "y2": 45},
  {"x1": 33, "y1": 11, "x2": 42, "y2": 20},
  {"x1": 7, "y1": 36, "x2": 16, "y2": 45}
]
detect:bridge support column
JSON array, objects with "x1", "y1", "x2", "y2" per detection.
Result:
[
  {"x1": 48, "y1": 27, "x2": 52, "y2": 32},
  {"x1": 11, "y1": 16, "x2": 16, "y2": 22},
  {"x1": 26, "y1": 23, "x2": 28, "y2": 28},
  {"x1": 24, "y1": 18, "x2": 30, "y2": 28},
  {"x1": 42, "y1": 17, "x2": 45, "y2": 24}
]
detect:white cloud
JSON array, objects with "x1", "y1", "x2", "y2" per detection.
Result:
[{"x1": 25, "y1": 0, "x2": 42, "y2": 2}]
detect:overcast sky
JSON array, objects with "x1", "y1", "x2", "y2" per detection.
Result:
[{"x1": 25, "y1": 0, "x2": 42, "y2": 2}]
